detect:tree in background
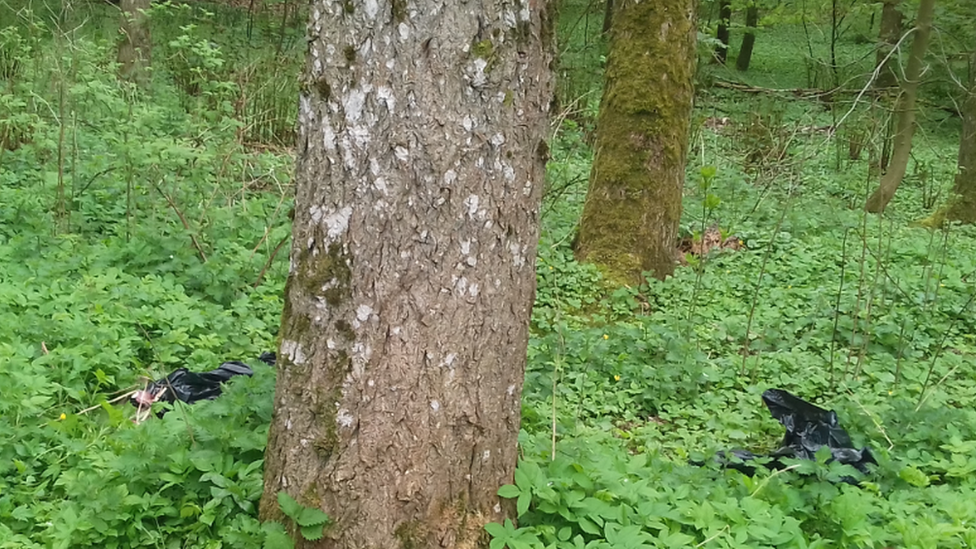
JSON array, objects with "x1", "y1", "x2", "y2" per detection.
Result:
[
  {"x1": 117, "y1": 0, "x2": 151, "y2": 85},
  {"x1": 576, "y1": 0, "x2": 696, "y2": 283},
  {"x1": 865, "y1": 0, "x2": 937, "y2": 213},
  {"x1": 874, "y1": 0, "x2": 903, "y2": 89},
  {"x1": 258, "y1": 0, "x2": 553, "y2": 546},
  {"x1": 736, "y1": 1, "x2": 759, "y2": 71},
  {"x1": 945, "y1": 51, "x2": 976, "y2": 223},
  {"x1": 715, "y1": 0, "x2": 732, "y2": 64},
  {"x1": 603, "y1": 0, "x2": 615, "y2": 33}
]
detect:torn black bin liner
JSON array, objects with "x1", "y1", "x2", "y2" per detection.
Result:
[
  {"x1": 143, "y1": 361, "x2": 253, "y2": 406},
  {"x1": 717, "y1": 389, "x2": 876, "y2": 477},
  {"x1": 130, "y1": 353, "x2": 275, "y2": 412}
]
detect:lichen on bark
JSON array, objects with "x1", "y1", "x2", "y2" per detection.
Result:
[{"x1": 576, "y1": 0, "x2": 697, "y2": 284}]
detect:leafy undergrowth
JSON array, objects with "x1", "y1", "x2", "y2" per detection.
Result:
[
  {"x1": 3, "y1": 1, "x2": 976, "y2": 548},
  {"x1": 1, "y1": 3, "x2": 291, "y2": 546},
  {"x1": 506, "y1": 2, "x2": 976, "y2": 548}
]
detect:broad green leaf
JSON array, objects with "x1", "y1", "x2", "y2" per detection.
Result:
[
  {"x1": 297, "y1": 506, "x2": 329, "y2": 527},
  {"x1": 277, "y1": 491, "x2": 303, "y2": 520},
  {"x1": 517, "y1": 491, "x2": 531, "y2": 517},
  {"x1": 301, "y1": 523, "x2": 324, "y2": 541},
  {"x1": 498, "y1": 484, "x2": 521, "y2": 499}
]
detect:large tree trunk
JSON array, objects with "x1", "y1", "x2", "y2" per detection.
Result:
[
  {"x1": 874, "y1": 0, "x2": 903, "y2": 89},
  {"x1": 735, "y1": 4, "x2": 758, "y2": 72},
  {"x1": 865, "y1": 0, "x2": 936, "y2": 213},
  {"x1": 117, "y1": 0, "x2": 151, "y2": 86},
  {"x1": 946, "y1": 52, "x2": 976, "y2": 223},
  {"x1": 714, "y1": 0, "x2": 731, "y2": 64},
  {"x1": 576, "y1": 0, "x2": 696, "y2": 283},
  {"x1": 258, "y1": 0, "x2": 553, "y2": 546}
]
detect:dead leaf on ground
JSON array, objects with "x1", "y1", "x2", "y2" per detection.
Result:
[{"x1": 676, "y1": 224, "x2": 743, "y2": 264}]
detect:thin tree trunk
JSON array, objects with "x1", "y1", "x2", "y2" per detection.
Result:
[
  {"x1": 258, "y1": 0, "x2": 554, "y2": 546},
  {"x1": 830, "y1": 0, "x2": 840, "y2": 88},
  {"x1": 576, "y1": 0, "x2": 696, "y2": 283},
  {"x1": 946, "y1": 51, "x2": 976, "y2": 223},
  {"x1": 736, "y1": 4, "x2": 758, "y2": 72},
  {"x1": 865, "y1": 0, "x2": 936, "y2": 213},
  {"x1": 117, "y1": 0, "x2": 151, "y2": 86},
  {"x1": 603, "y1": 0, "x2": 614, "y2": 34},
  {"x1": 714, "y1": 0, "x2": 731, "y2": 64},
  {"x1": 875, "y1": 0, "x2": 903, "y2": 89}
]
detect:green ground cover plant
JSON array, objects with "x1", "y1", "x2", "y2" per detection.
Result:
[{"x1": 2, "y1": 0, "x2": 976, "y2": 547}]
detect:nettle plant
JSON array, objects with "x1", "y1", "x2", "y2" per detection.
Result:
[{"x1": 261, "y1": 492, "x2": 332, "y2": 549}]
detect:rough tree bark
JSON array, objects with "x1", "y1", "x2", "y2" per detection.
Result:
[
  {"x1": 865, "y1": 0, "x2": 936, "y2": 213},
  {"x1": 575, "y1": 0, "x2": 696, "y2": 283},
  {"x1": 946, "y1": 51, "x2": 976, "y2": 223},
  {"x1": 117, "y1": 0, "x2": 151, "y2": 86},
  {"x1": 258, "y1": 0, "x2": 553, "y2": 546},
  {"x1": 735, "y1": 3, "x2": 758, "y2": 72},
  {"x1": 714, "y1": 0, "x2": 731, "y2": 64},
  {"x1": 874, "y1": 0, "x2": 903, "y2": 90}
]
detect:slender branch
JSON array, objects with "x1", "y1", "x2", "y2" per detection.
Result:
[
  {"x1": 152, "y1": 179, "x2": 209, "y2": 263},
  {"x1": 253, "y1": 233, "x2": 290, "y2": 288}
]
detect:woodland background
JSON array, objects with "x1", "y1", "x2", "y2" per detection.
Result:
[{"x1": 2, "y1": 0, "x2": 976, "y2": 547}]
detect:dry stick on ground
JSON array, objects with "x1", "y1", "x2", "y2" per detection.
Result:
[
  {"x1": 77, "y1": 390, "x2": 138, "y2": 415},
  {"x1": 815, "y1": 29, "x2": 913, "y2": 152},
  {"x1": 916, "y1": 290, "x2": 976, "y2": 411},
  {"x1": 152, "y1": 179, "x2": 209, "y2": 263},
  {"x1": 854, "y1": 213, "x2": 888, "y2": 379},
  {"x1": 846, "y1": 389, "x2": 894, "y2": 451},
  {"x1": 739, "y1": 178, "x2": 795, "y2": 378},
  {"x1": 249, "y1": 190, "x2": 289, "y2": 260},
  {"x1": 750, "y1": 464, "x2": 801, "y2": 497},
  {"x1": 696, "y1": 526, "x2": 730, "y2": 549},
  {"x1": 828, "y1": 229, "x2": 849, "y2": 389},
  {"x1": 845, "y1": 171, "x2": 874, "y2": 379}
]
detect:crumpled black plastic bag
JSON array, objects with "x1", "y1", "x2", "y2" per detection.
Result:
[
  {"x1": 717, "y1": 389, "x2": 876, "y2": 477},
  {"x1": 130, "y1": 353, "x2": 275, "y2": 411},
  {"x1": 145, "y1": 361, "x2": 254, "y2": 405}
]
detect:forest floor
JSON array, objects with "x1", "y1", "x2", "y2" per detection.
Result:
[{"x1": 2, "y1": 1, "x2": 975, "y2": 548}]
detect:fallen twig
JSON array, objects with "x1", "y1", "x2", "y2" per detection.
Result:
[
  {"x1": 77, "y1": 390, "x2": 139, "y2": 415},
  {"x1": 152, "y1": 179, "x2": 209, "y2": 263}
]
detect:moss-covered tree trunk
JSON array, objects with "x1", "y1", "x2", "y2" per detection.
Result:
[
  {"x1": 946, "y1": 52, "x2": 976, "y2": 223},
  {"x1": 865, "y1": 0, "x2": 936, "y2": 213},
  {"x1": 257, "y1": 0, "x2": 554, "y2": 545},
  {"x1": 117, "y1": 0, "x2": 151, "y2": 86},
  {"x1": 735, "y1": 4, "x2": 758, "y2": 71},
  {"x1": 874, "y1": 0, "x2": 903, "y2": 89},
  {"x1": 714, "y1": 0, "x2": 731, "y2": 64},
  {"x1": 576, "y1": 0, "x2": 696, "y2": 283}
]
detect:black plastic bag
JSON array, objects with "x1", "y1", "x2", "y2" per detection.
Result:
[
  {"x1": 762, "y1": 389, "x2": 875, "y2": 473},
  {"x1": 716, "y1": 389, "x2": 876, "y2": 477},
  {"x1": 130, "y1": 353, "x2": 275, "y2": 416},
  {"x1": 144, "y1": 361, "x2": 254, "y2": 406}
]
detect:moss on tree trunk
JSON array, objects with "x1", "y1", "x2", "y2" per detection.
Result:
[
  {"x1": 576, "y1": 0, "x2": 696, "y2": 284},
  {"x1": 946, "y1": 52, "x2": 976, "y2": 223}
]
